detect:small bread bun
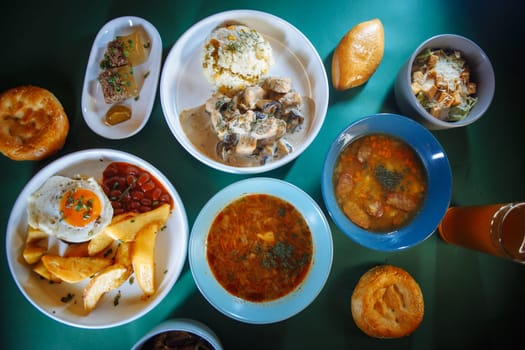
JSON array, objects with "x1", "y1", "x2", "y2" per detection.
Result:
[
  {"x1": 0, "y1": 86, "x2": 69, "y2": 161},
  {"x1": 351, "y1": 265, "x2": 424, "y2": 338},
  {"x1": 332, "y1": 18, "x2": 384, "y2": 90}
]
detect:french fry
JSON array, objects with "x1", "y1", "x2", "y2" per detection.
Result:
[
  {"x1": 131, "y1": 222, "x2": 160, "y2": 297},
  {"x1": 26, "y1": 226, "x2": 48, "y2": 243},
  {"x1": 64, "y1": 242, "x2": 90, "y2": 257},
  {"x1": 23, "y1": 226, "x2": 48, "y2": 265},
  {"x1": 23, "y1": 242, "x2": 48, "y2": 265},
  {"x1": 104, "y1": 204, "x2": 169, "y2": 242},
  {"x1": 33, "y1": 261, "x2": 62, "y2": 283},
  {"x1": 88, "y1": 230, "x2": 114, "y2": 256},
  {"x1": 24, "y1": 200, "x2": 171, "y2": 312},
  {"x1": 83, "y1": 264, "x2": 129, "y2": 313},
  {"x1": 115, "y1": 241, "x2": 133, "y2": 270},
  {"x1": 41, "y1": 255, "x2": 112, "y2": 283}
]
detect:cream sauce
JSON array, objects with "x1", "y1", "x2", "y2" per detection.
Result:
[{"x1": 180, "y1": 97, "x2": 314, "y2": 167}]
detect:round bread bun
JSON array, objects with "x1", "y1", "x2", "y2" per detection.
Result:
[
  {"x1": 351, "y1": 264, "x2": 424, "y2": 338},
  {"x1": 0, "y1": 85, "x2": 69, "y2": 161},
  {"x1": 332, "y1": 18, "x2": 384, "y2": 90}
]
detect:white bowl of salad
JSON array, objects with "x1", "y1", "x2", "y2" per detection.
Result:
[{"x1": 395, "y1": 34, "x2": 495, "y2": 130}]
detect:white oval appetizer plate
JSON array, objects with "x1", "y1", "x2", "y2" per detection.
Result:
[
  {"x1": 81, "y1": 16, "x2": 162, "y2": 139},
  {"x1": 6, "y1": 149, "x2": 189, "y2": 329},
  {"x1": 160, "y1": 10, "x2": 329, "y2": 174}
]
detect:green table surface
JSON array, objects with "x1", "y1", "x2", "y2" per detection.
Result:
[{"x1": 1, "y1": 0, "x2": 524, "y2": 349}]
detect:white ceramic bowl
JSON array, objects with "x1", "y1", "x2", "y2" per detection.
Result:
[
  {"x1": 395, "y1": 34, "x2": 495, "y2": 130},
  {"x1": 81, "y1": 16, "x2": 162, "y2": 139},
  {"x1": 131, "y1": 318, "x2": 222, "y2": 350},
  {"x1": 6, "y1": 149, "x2": 189, "y2": 328},
  {"x1": 189, "y1": 178, "x2": 333, "y2": 324},
  {"x1": 160, "y1": 10, "x2": 329, "y2": 174}
]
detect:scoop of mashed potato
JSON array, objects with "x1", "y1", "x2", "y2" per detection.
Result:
[{"x1": 202, "y1": 24, "x2": 273, "y2": 92}]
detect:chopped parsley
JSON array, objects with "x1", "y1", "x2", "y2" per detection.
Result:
[
  {"x1": 374, "y1": 164, "x2": 403, "y2": 191},
  {"x1": 113, "y1": 290, "x2": 121, "y2": 306},
  {"x1": 61, "y1": 293, "x2": 75, "y2": 303},
  {"x1": 262, "y1": 241, "x2": 307, "y2": 272}
]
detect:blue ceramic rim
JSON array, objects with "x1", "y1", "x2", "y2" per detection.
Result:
[
  {"x1": 321, "y1": 113, "x2": 452, "y2": 251},
  {"x1": 189, "y1": 177, "x2": 334, "y2": 324}
]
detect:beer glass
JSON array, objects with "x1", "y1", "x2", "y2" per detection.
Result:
[{"x1": 438, "y1": 202, "x2": 525, "y2": 263}]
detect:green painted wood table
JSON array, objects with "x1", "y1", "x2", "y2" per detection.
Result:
[{"x1": 1, "y1": 0, "x2": 523, "y2": 348}]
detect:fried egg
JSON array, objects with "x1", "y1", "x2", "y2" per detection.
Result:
[{"x1": 27, "y1": 175, "x2": 113, "y2": 243}]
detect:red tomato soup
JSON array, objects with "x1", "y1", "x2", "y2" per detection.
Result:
[
  {"x1": 206, "y1": 194, "x2": 313, "y2": 302},
  {"x1": 333, "y1": 133, "x2": 427, "y2": 232}
]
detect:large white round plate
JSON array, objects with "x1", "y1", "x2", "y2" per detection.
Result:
[
  {"x1": 160, "y1": 10, "x2": 329, "y2": 174},
  {"x1": 81, "y1": 16, "x2": 162, "y2": 139},
  {"x1": 189, "y1": 178, "x2": 333, "y2": 324},
  {"x1": 6, "y1": 149, "x2": 188, "y2": 329}
]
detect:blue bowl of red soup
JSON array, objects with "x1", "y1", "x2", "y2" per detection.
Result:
[
  {"x1": 189, "y1": 177, "x2": 333, "y2": 324},
  {"x1": 322, "y1": 113, "x2": 452, "y2": 251}
]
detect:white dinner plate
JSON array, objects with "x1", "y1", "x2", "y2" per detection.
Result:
[
  {"x1": 81, "y1": 16, "x2": 162, "y2": 139},
  {"x1": 160, "y1": 10, "x2": 329, "y2": 174},
  {"x1": 5, "y1": 149, "x2": 189, "y2": 329}
]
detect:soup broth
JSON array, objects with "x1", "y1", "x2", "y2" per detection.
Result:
[
  {"x1": 333, "y1": 133, "x2": 427, "y2": 232},
  {"x1": 206, "y1": 194, "x2": 313, "y2": 302}
]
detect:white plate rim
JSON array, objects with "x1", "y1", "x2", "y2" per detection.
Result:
[
  {"x1": 160, "y1": 9, "x2": 329, "y2": 174},
  {"x1": 189, "y1": 177, "x2": 333, "y2": 324},
  {"x1": 81, "y1": 16, "x2": 162, "y2": 139},
  {"x1": 5, "y1": 148, "x2": 189, "y2": 329}
]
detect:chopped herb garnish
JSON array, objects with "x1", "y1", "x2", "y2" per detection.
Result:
[
  {"x1": 113, "y1": 291, "x2": 121, "y2": 306},
  {"x1": 118, "y1": 177, "x2": 136, "y2": 202},
  {"x1": 374, "y1": 164, "x2": 403, "y2": 191},
  {"x1": 61, "y1": 293, "x2": 75, "y2": 303}
]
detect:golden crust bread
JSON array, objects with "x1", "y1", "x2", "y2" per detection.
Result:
[
  {"x1": 332, "y1": 18, "x2": 384, "y2": 90},
  {"x1": 351, "y1": 265, "x2": 424, "y2": 338},
  {"x1": 0, "y1": 85, "x2": 69, "y2": 160}
]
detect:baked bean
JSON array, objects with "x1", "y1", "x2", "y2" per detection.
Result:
[
  {"x1": 131, "y1": 190, "x2": 144, "y2": 200},
  {"x1": 151, "y1": 188, "x2": 162, "y2": 201},
  {"x1": 126, "y1": 165, "x2": 140, "y2": 175},
  {"x1": 137, "y1": 172, "x2": 150, "y2": 185},
  {"x1": 139, "y1": 206, "x2": 151, "y2": 213},
  {"x1": 159, "y1": 194, "x2": 171, "y2": 203},
  {"x1": 103, "y1": 165, "x2": 118, "y2": 178},
  {"x1": 109, "y1": 189, "x2": 122, "y2": 200},
  {"x1": 102, "y1": 162, "x2": 173, "y2": 214},
  {"x1": 126, "y1": 174, "x2": 136, "y2": 185},
  {"x1": 140, "y1": 198, "x2": 152, "y2": 206},
  {"x1": 141, "y1": 180, "x2": 155, "y2": 192}
]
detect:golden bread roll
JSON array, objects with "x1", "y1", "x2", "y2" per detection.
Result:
[
  {"x1": 0, "y1": 85, "x2": 69, "y2": 160},
  {"x1": 351, "y1": 264, "x2": 424, "y2": 338},
  {"x1": 332, "y1": 18, "x2": 384, "y2": 90}
]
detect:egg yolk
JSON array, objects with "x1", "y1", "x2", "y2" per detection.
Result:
[{"x1": 60, "y1": 188, "x2": 102, "y2": 227}]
